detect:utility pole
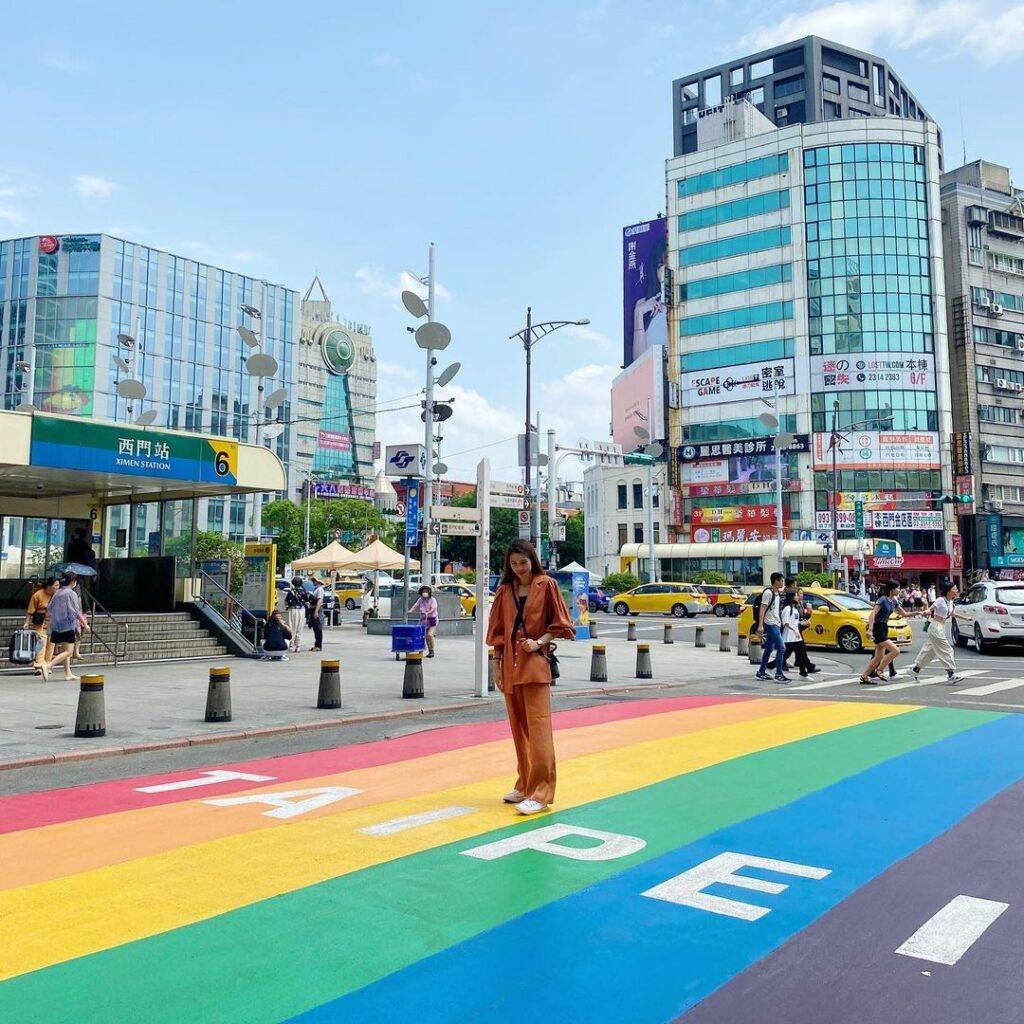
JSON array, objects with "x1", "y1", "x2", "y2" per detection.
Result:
[
  {"x1": 422, "y1": 244, "x2": 437, "y2": 582},
  {"x1": 547, "y1": 428, "x2": 558, "y2": 569},
  {"x1": 533, "y1": 413, "x2": 543, "y2": 551},
  {"x1": 830, "y1": 400, "x2": 840, "y2": 587},
  {"x1": 523, "y1": 307, "x2": 533, "y2": 501}
]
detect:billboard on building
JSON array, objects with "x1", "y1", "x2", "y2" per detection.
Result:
[
  {"x1": 681, "y1": 357, "x2": 795, "y2": 408},
  {"x1": 809, "y1": 354, "x2": 935, "y2": 393},
  {"x1": 622, "y1": 218, "x2": 667, "y2": 367},
  {"x1": 610, "y1": 345, "x2": 664, "y2": 449},
  {"x1": 812, "y1": 431, "x2": 941, "y2": 470}
]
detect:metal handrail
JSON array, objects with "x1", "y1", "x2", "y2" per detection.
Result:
[
  {"x1": 195, "y1": 570, "x2": 266, "y2": 654},
  {"x1": 82, "y1": 592, "x2": 130, "y2": 663}
]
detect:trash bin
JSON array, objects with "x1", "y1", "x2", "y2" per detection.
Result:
[{"x1": 391, "y1": 624, "x2": 425, "y2": 654}]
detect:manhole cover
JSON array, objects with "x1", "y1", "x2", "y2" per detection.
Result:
[{"x1": 34, "y1": 723, "x2": 63, "y2": 730}]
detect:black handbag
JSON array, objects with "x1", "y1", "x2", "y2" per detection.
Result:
[{"x1": 546, "y1": 643, "x2": 560, "y2": 680}]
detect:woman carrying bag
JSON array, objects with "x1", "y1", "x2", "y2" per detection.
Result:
[
  {"x1": 780, "y1": 590, "x2": 818, "y2": 679},
  {"x1": 910, "y1": 582, "x2": 965, "y2": 684},
  {"x1": 409, "y1": 585, "x2": 439, "y2": 658},
  {"x1": 486, "y1": 539, "x2": 575, "y2": 816}
]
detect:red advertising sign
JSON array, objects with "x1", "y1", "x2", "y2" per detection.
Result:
[
  {"x1": 686, "y1": 481, "x2": 802, "y2": 498},
  {"x1": 691, "y1": 505, "x2": 783, "y2": 526},
  {"x1": 691, "y1": 524, "x2": 791, "y2": 544},
  {"x1": 39, "y1": 235, "x2": 59, "y2": 254},
  {"x1": 951, "y1": 533, "x2": 963, "y2": 570}
]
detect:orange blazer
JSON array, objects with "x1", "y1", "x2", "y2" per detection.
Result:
[{"x1": 486, "y1": 574, "x2": 576, "y2": 687}]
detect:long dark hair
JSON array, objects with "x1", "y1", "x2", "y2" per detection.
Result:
[{"x1": 500, "y1": 539, "x2": 545, "y2": 586}]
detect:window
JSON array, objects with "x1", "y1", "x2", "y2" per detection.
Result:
[
  {"x1": 823, "y1": 74, "x2": 840, "y2": 95},
  {"x1": 774, "y1": 74, "x2": 804, "y2": 98},
  {"x1": 681, "y1": 300, "x2": 794, "y2": 337},
  {"x1": 977, "y1": 364, "x2": 1024, "y2": 387},
  {"x1": 653, "y1": 522, "x2": 661, "y2": 542},
  {"x1": 633, "y1": 482, "x2": 644, "y2": 508},
  {"x1": 972, "y1": 286, "x2": 1024, "y2": 312},
  {"x1": 680, "y1": 264, "x2": 793, "y2": 302},
  {"x1": 729, "y1": 67, "x2": 744, "y2": 86},
  {"x1": 873, "y1": 65, "x2": 885, "y2": 106},
  {"x1": 682, "y1": 107, "x2": 698, "y2": 125},
  {"x1": 617, "y1": 483, "x2": 627, "y2": 509},
  {"x1": 744, "y1": 86, "x2": 765, "y2": 107},
  {"x1": 705, "y1": 74, "x2": 722, "y2": 106},
  {"x1": 985, "y1": 444, "x2": 1024, "y2": 465},
  {"x1": 617, "y1": 523, "x2": 628, "y2": 549},
  {"x1": 750, "y1": 58, "x2": 774, "y2": 79},
  {"x1": 682, "y1": 415, "x2": 797, "y2": 442},
  {"x1": 848, "y1": 81, "x2": 870, "y2": 103},
  {"x1": 979, "y1": 405, "x2": 1020, "y2": 424},
  {"x1": 823, "y1": 46, "x2": 866, "y2": 76},
  {"x1": 679, "y1": 226, "x2": 792, "y2": 267},
  {"x1": 677, "y1": 153, "x2": 789, "y2": 198},
  {"x1": 849, "y1": 107, "x2": 872, "y2": 117},
  {"x1": 824, "y1": 100, "x2": 842, "y2": 119},
  {"x1": 973, "y1": 324, "x2": 1024, "y2": 350},
  {"x1": 680, "y1": 81, "x2": 698, "y2": 102},
  {"x1": 968, "y1": 222, "x2": 983, "y2": 266},
  {"x1": 653, "y1": 490, "x2": 660, "y2": 508},
  {"x1": 677, "y1": 189, "x2": 790, "y2": 232},
  {"x1": 991, "y1": 251, "x2": 1024, "y2": 276},
  {"x1": 634, "y1": 523, "x2": 644, "y2": 543},
  {"x1": 681, "y1": 337, "x2": 793, "y2": 371},
  {"x1": 811, "y1": 390, "x2": 938, "y2": 433}
]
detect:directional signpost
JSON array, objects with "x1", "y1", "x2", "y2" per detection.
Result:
[{"x1": 489, "y1": 481, "x2": 528, "y2": 510}]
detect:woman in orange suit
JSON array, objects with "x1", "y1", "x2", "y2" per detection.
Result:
[{"x1": 486, "y1": 539, "x2": 576, "y2": 815}]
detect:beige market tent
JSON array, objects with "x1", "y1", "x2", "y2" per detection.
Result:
[
  {"x1": 290, "y1": 540, "x2": 355, "y2": 572},
  {"x1": 342, "y1": 538, "x2": 418, "y2": 572}
]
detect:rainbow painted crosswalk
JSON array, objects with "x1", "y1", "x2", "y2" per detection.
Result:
[{"x1": 2, "y1": 695, "x2": 1023, "y2": 1023}]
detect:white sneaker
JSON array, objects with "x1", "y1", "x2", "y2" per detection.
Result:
[
  {"x1": 948, "y1": 673, "x2": 965, "y2": 684},
  {"x1": 515, "y1": 798, "x2": 549, "y2": 815},
  {"x1": 502, "y1": 789, "x2": 525, "y2": 804}
]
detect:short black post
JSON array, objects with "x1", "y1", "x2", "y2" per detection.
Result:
[
  {"x1": 75, "y1": 674, "x2": 106, "y2": 738},
  {"x1": 636, "y1": 643, "x2": 653, "y2": 680},
  {"x1": 403, "y1": 651, "x2": 425, "y2": 699},
  {"x1": 317, "y1": 659, "x2": 342, "y2": 709},
  {"x1": 590, "y1": 644, "x2": 608, "y2": 683},
  {"x1": 205, "y1": 666, "x2": 232, "y2": 723}
]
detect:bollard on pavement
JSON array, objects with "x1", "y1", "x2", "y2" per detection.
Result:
[
  {"x1": 205, "y1": 666, "x2": 232, "y2": 722},
  {"x1": 317, "y1": 659, "x2": 342, "y2": 710},
  {"x1": 720, "y1": 628, "x2": 730, "y2": 652},
  {"x1": 590, "y1": 644, "x2": 608, "y2": 683},
  {"x1": 74, "y1": 674, "x2": 106, "y2": 738},
  {"x1": 589, "y1": 617, "x2": 599, "y2": 639},
  {"x1": 748, "y1": 635, "x2": 761, "y2": 665},
  {"x1": 403, "y1": 651, "x2": 425, "y2": 699},
  {"x1": 627, "y1": 620, "x2": 637, "y2": 642},
  {"x1": 663, "y1": 623, "x2": 673, "y2": 645},
  {"x1": 737, "y1": 635, "x2": 749, "y2": 657},
  {"x1": 694, "y1": 625, "x2": 705, "y2": 648},
  {"x1": 636, "y1": 642, "x2": 653, "y2": 679},
  {"x1": 488, "y1": 648, "x2": 497, "y2": 693}
]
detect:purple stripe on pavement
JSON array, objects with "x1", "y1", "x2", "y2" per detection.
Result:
[{"x1": 678, "y1": 778, "x2": 1024, "y2": 1024}]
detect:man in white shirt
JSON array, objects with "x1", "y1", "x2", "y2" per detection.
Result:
[{"x1": 755, "y1": 572, "x2": 789, "y2": 683}]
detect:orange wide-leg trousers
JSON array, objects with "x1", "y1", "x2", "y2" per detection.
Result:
[{"x1": 503, "y1": 682, "x2": 556, "y2": 805}]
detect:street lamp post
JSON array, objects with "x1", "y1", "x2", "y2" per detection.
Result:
[
  {"x1": 633, "y1": 411, "x2": 664, "y2": 585},
  {"x1": 757, "y1": 406, "x2": 794, "y2": 579},
  {"x1": 509, "y1": 310, "x2": 589, "y2": 541}
]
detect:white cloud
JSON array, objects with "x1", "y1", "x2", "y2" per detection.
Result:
[
  {"x1": 355, "y1": 265, "x2": 452, "y2": 305},
  {"x1": 377, "y1": 360, "x2": 418, "y2": 382},
  {"x1": 0, "y1": 180, "x2": 30, "y2": 224},
  {"x1": 541, "y1": 363, "x2": 618, "y2": 456},
  {"x1": 74, "y1": 175, "x2": 118, "y2": 199},
  {"x1": 561, "y1": 322, "x2": 613, "y2": 350},
  {"x1": 743, "y1": 0, "x2": 1024, "y2": 64}
]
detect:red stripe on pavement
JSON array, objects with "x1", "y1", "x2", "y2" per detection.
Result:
[{"x1": 0, "y1": 694, "x2": 746, "y2": 833}]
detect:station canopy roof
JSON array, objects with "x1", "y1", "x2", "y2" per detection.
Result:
[{"x1": 0, "y1": 410, "x2": 286, "y2": 506}]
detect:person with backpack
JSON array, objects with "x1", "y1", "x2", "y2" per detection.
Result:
[
  {"x1": 754, "y1": 572, "x2": 790, "y2": 683},
  {"x1": 910, "y1": 582, "x2": 964, "y2": 684},
  {"x1": 285, "y1": 579, "x2": 305, "y2": 653}
]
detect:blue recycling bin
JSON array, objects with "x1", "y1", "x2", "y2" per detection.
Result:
[{"x1": 391, "y1": 623, "x2": 425, "y2": 654}]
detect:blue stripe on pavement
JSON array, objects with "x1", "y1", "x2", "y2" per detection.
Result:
[{"x1": 287, "y1": 713, "x2": 1024, "y2": 1024}]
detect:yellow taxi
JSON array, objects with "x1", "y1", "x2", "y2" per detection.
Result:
[
  {"x1": 694, "y1": 583, "x2": 746, "y2": 618},
  {"x1": 436, "y1": 582, "x2": 479, "y2": 617},
  {"x1": 334, "y1": 576, "x2": 366, "y2": 610},
  {"x1": 612, "y1": 583, "x2": 712, "y2": 619},
  {"x1": 737, "y1": 587, "x2": 913, "y2": 653}
]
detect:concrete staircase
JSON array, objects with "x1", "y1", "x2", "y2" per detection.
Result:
[{"x1": 0, "y1": 610, "x2": 230, "y2": 671}]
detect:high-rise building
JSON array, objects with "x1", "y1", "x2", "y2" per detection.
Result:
[
  {"x1": 296, "y1": 276, "x2": 377, "y2": 494},
  {"x1": 940, "y1": 160, "x2": 1024, "y2": 577},
  {"x1": 657, "y1": 99, "x2": 954, "y2": 585},
  {"x1": 672, "y1": 35, "x2": 934, "y2": 158},
  {"x1": 0, "y1": 233, "x2": 299, "y2": 542}
]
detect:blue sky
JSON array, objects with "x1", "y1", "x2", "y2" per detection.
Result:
[{"x1": 2, "y1": 0, "x2": 1022, "y2": 481}]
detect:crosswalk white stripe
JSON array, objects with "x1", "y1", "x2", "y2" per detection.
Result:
[
  {"x1": 872, "y1": 669, "x2": 988, "y2": 692},
  {"x1": 787, "y1": 676, "x2": 864, "y2": 691},
  {"x1": 956, "y1": 675, "x2": 1024, "y2": 697}
]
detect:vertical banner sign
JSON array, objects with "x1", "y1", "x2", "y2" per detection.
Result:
[
  {"x1": 952, "y1": 432, "x2": 973, "y2": 477},
  {"x1": 622, "y1": 217, "x2": 667, "y2": 367},
  {"x1": 854, "y1": 500, "x2": 865, "y2": 540},
  {"x1": 242, "y1": 543, "x2": 276, "y2": 618},
  {"x1": 474, "y1": 458, "x2": 492, "y2": 698},
  {"x1": 987, "y1": 514, "x2": 1004, "y2": 562},
  {"x1": 405, "y1": 480, "x2": 421, "y2": 549}
]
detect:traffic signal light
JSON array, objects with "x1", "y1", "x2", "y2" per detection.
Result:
[{"x1": 938, "y1": 493, "x2": 974, "y2": 505}]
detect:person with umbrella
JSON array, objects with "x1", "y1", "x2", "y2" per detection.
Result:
[{"x1": 43, "y1": 572, "x2": 90, "y2": 682}]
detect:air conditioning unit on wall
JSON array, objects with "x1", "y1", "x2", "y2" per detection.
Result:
[
  {"x1": 992, "y1": 303, "x2": 1005, "y2": 316},
  {"x1": 995, "y1": 378, "x2": 1011, "y2": 389},
  {"x1": 1016, "y1": 338, "x2": 1024, "y2": 353}
]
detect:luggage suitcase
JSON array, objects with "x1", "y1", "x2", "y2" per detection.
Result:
[{"x1": 9, "y1": 629, "x2": 42, "y2": 664}]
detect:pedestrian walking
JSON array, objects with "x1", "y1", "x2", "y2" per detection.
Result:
[
  {"x1": 43, "y1": 572, "x2": 89, "y2": 682},
  {"x1": 859, "y1": 580, "x2": 901, "y2": 684},
  {"x1": 486, "y1": 539, "x2": 575, "y2": 816},
  {"x1": 755, "y1": 572, "x2": 790, "y2": 683},
  {"x1": 780, "y1": 589, "x2": 819, "y2": 677},
  {"x1": 910, "y1": 582, "x2": 964, "y2": 684},
  {"x1": 307, "y1": 576, "x2": 324, "y2": 652},
  {"x1": 23, "y1": 576, "x2": 59, "y2": 675},
  {"x1": 409, "y1": 585, "x2": 439, "y2": 658},
  {"x1": 262, "y1": 609, "x2": 293, "y2": 661},
  {"x1": 285, "y1": 579, "x2": 305, "y2": 653}
]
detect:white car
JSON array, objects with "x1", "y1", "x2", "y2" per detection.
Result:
[{"x1": 951, "y1": 580, "x2": 1024, "y2": 652}]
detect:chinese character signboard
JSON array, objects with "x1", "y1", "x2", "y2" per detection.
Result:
[
  {"x1": 317, "y1": 430, "x2": 352, "y2": 452},
  {"x1": 810, "y1": 354, "x2": 935, "y2": 392},
  {"x1": 310, "y1": 481, "x2": 375, "y2": 502},
  {"x1": 854, "y1": 500, "x2": 865, "y2": 539},
  {"x1": 815, "y1": 509, "x2": 944, "y2": 531},
  {"x1": 812, "y1": 431, "x2": 940, "y2": 470},
  {"x1": 691, "y1": 525, "x2": 789, "y2": 544},
  {"x1": 623, "y1": 218, "x2": 667, "y2": 367},
  {"x1": 952, "y1": 432, "x2": 973, "y2": 477},
  {"x1": 691, "y1": 505, "x2": 783, "y2": 526},
  {"x1": 242, "y1": 543, "x2": 276, "y2": 618},
  {"x1": 30, "y1": 414, "x2": 238, "y2": 485},
  {"x1": 678, "y1": 434, "x2": 809, "y2": 464},
  {"x1": 405, "y1": 480, "x2": 421, "y2": 548},
  {"x1": 681, "y1": 358, "x2": 795, "y2": 408}
]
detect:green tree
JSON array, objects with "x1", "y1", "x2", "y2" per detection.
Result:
[
  {"x1": 434, "y1": 489, "x2": 519, "y2": 572},
  {"x1": 601, "y1": 571, "x2": 639, "y2": 595},
  {"x1": 558, "y1": 512, "x2": 585, "y2": 566},
  {"x1": 262, "y1": 498, "x2": 399, "y2": 565},
  {"x1": 165, "y1": 531, "x2": 248, "y2": 595}
]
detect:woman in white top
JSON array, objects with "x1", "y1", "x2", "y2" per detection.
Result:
[
  {"x1": 780, "y1": 590, "x2": 817, "y2": 678},
  {"x1": 911, "y1": 582, "x2": 964, "y2": 683}
]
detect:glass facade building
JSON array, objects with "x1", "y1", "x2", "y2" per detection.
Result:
[
  {"x1": 0, "y1": 234, "x2": 301, "y2": 539},
  {"x1": 665, "y1": 112, "x2": 954, "y2": 574}
]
